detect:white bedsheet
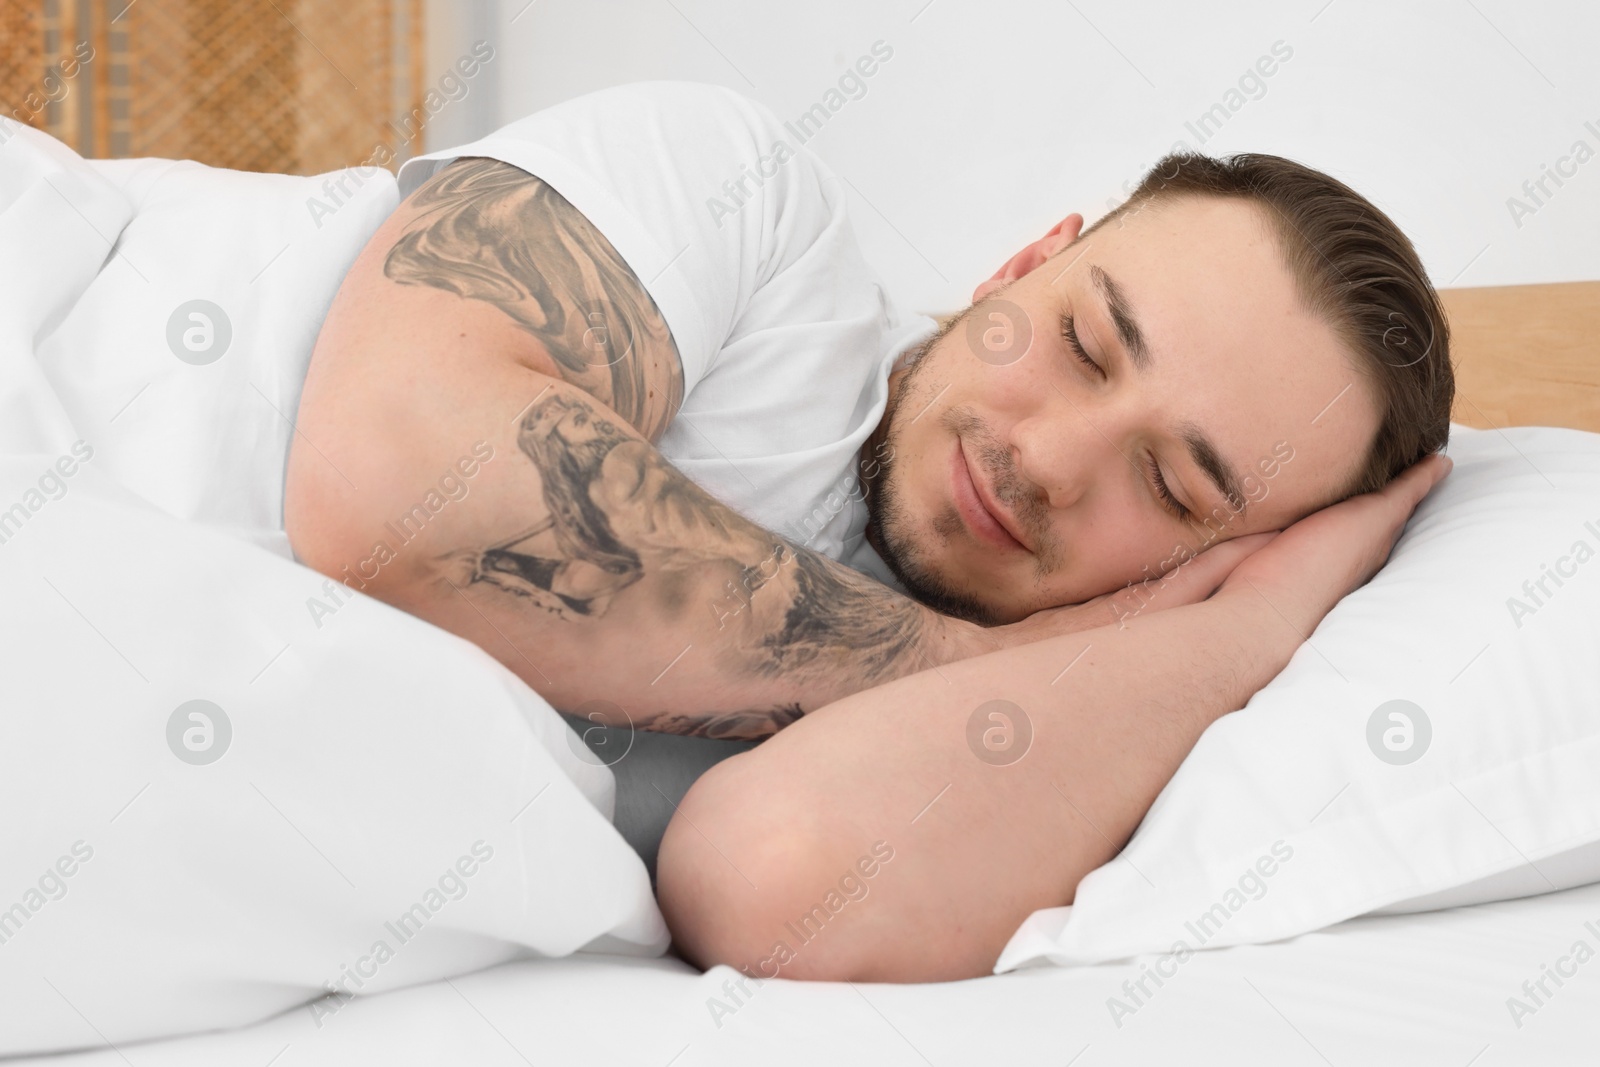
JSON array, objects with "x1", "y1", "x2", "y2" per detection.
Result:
[{"x1": 11, "y1": 879, "x2": 1597, "y2": 1066}]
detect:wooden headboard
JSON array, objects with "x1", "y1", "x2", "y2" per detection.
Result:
[{"x1": 1442, "y1": 281, "x2": 1600, "y2": 433}]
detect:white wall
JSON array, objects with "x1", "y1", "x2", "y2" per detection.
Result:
[{"x1": 426, "y1": 0, "x2": 1600, "y2": 313}]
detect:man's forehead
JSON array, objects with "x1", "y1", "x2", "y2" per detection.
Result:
[{"x1": 1095, "y1": 199, "x2": 1278, "y2": 281}]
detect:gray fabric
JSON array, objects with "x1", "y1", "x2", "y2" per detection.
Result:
[{"x1": 561, "y1": 715, "x2": 758, "y2": 885}]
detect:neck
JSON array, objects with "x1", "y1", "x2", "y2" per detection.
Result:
[{"x1": 858, "y1": 363, "x2": 909, "y2": 557}]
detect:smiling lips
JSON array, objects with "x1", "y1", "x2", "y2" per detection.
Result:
[{"x1": 950, "y1": 437, "x2": 1028, "y2": 552}]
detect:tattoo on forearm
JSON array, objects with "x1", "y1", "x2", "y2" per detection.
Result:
[
  {"x1": 441, "y1": 392, "x2": 927, "y2": 737},
  {"x1": 640, "y1": 703, "x2": 806, "y2": 741},
  {"x1": 384, "y1": 158, "x2": 683, "y2": 441}
]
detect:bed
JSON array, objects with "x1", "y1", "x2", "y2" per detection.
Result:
[
  {"x1": 2, "y1": 117, "x2": 1598, "y2": 1065},
  {"x1": 11, "y1": 878, "x2": 1600, "y2": 1066}
]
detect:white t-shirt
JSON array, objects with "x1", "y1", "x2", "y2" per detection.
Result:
[{"x1": 396, "y1": 81, "x2": 934, "y2": 586}]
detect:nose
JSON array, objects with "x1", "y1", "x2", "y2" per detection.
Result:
[{"x1": 1010, "y1": 396, "x2": 1127, "y2": 512}]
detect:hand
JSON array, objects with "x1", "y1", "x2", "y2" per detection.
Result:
[
  {"x1": 1215, "y1": 452, "x2": 1453, "y2": 637},
  {"x1": 955, "y1": 530, "x2": 1280, "y2": 656}
]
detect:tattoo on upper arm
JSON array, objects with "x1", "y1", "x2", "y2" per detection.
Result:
[
  {"x1": 384, "y1": 157, "x2": 684, "y2": 441},
  {"x1": 439, "y1": 390, "x2": 927, "y2": 736},
  {"x1": 394, "y1": 161, "x2": 926, "y2": 738}
]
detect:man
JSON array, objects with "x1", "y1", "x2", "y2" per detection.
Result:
[{"x1": 285, "y1": 81, "x2": 1454, "y2": 982}]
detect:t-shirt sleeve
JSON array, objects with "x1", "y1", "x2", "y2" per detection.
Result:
[{"x1": 396, "y1": 80, "x2": 837, "y2": 399}]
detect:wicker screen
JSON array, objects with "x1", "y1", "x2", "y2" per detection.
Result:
[{"x1": 1, "y1": 0, "x2": 425, "y2": 175}]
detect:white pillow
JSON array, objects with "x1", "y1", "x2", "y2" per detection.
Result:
[
  {"x1": 35, "y1": 149, "x2": 395, "y2": 546},
  {"x1": 997, "y1": 423, "x2": 1600, "y2": 971},
  {"x1": 0, "y1": 119, "x2": 665, "y2": 1055}
]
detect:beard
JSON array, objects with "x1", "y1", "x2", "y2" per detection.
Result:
[{"x1": 860, "y1": 313, "x2": 1006, "y2": 627}]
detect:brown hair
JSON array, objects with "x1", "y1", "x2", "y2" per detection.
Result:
[{"x1": 1085, "y1": 152, "x2": 1454, "y2": 500}]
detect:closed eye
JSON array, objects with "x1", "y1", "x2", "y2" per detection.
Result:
[
  {"x1": 1146, "y1": 454, "x2": 1191, "y2": 520},
  {"x1": 1061, "y1": 311, "x2": 1188, "y2": 520},
  {"x1": 1061, "y1": 313, "x2": 1104, "y2": 378}
]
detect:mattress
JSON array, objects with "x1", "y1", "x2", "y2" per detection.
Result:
[{"x1": 15, "y1": 878, "x2": 1598, "y2": 1066}]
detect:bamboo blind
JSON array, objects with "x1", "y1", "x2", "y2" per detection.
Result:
[{"x1": 1, "y1": 0, "x2": 426, "y2": 175}]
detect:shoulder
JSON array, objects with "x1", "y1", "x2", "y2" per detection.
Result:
[{"x1": 399, "y1": 80, "x2": 829, "y2": 252}]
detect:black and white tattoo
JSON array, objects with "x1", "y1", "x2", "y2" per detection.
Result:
[
  {"x1": 388, "y1": 159, "x2": 928, "y2": 739},
  {"x1": 642, "y1": 703, "x2": 806, "y2": 741},
  {"x1": 384, "y1": 157, "x2": 683, "y2": 441},
  {"x1": 454, "y1": 392, "x2": 926, "y2": 683}
]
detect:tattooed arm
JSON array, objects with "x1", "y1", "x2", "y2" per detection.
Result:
[
  {"x1": 381, "y1": 158, "x2": 682, "y2": 441},
  {"x1": 286, "y1": 158, "x2": 977, "y2": 739}
]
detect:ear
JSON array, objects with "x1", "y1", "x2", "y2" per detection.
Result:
[{"x1": 972, "y1": 213, "x2": 1085, "y2": 303}]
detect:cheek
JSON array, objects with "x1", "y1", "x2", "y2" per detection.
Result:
[
  {"x1": 1059, "y1": 503, "x2": 1189, "y2": 602},
  {"x1": 929, "y1": 324, "x2": 1049, "y2": 412}
]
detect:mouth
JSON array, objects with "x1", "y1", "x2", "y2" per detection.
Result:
[{"x1": 950, "y1": 436, "x2": 1029, "y2": 553}]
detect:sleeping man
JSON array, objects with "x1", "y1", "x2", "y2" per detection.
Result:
[{"x1": 284, "y1": 81, "x2": 1455, "y2": 983}]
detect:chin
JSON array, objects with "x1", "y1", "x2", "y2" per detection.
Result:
[
  {"x1": 869, "y1": 515, "x2": 1008, "y2": 626},
  {"x1": 865, "y1": 401, "x2": 1015, "y2": 626}
]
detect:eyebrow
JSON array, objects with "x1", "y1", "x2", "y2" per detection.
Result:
[
  {"x1": 1180, "y1": 424, "x2": 1248, "y2": 518},
  {"x1": 1091, "y1": 265, "x2": 1151, "y2": 373},
  {"x1": 1088, "y1": 264, "x2": 1248, "y2": 518}
]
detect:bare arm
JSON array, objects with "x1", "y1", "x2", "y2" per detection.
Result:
[
  {"x1": 288, "y1": 159, "x2": 1038, "y2": 738},
  {"x1": 288, "y1": 160, "x2": 1281, "y2": 738},
  {"x1": 657, "y1": 454, "x2": 1453, "y2": 980},
  {"x1": 658, "y1": 587, "x2": 1285, "y2": 980}
]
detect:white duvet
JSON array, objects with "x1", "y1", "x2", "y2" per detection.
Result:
[{"x1": 0, "y1": 118, "x2": 665, "y2": 1057}]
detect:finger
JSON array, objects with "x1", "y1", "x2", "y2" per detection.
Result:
[
  {"x1": 1383, "y1": 452, "x2": 1452, "y2": 503},
  {"x1": 1107, "y1": 531, "x2": 1278, "y2": 615},
  {"x1": 1166, "y1": 533, "x2": 1277, "y2": 595},
  {"x1": 1367, "y1": 456, "x2": 1450, "y2": 534},
  {"x1": 1350, "y1": 454, "x2": 1449, "y2": 563},
  {"x1": 1178, "y1": 531, "x2": 1276, "y2": 576}
]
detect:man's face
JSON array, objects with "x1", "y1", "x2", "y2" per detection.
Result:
[{"x1": 864, "y1": 195, "x2": 1381, "y2": 625}]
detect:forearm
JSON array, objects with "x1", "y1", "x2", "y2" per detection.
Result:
[
  {"x1": 293, "y1": 361, "x2": 969, "y2": 737},
  {"x1": 658, "y1": 585, "x2": 1298, "y2": 981}
]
